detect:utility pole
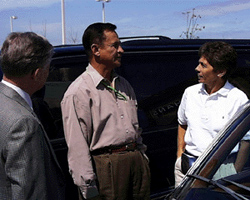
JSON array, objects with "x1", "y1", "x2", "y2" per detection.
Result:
[{"x1": 61, "y1": 0, "x2": 66, "y2": 44}]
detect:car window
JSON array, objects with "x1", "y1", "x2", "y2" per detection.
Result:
[
  {"x1": 171, "y1": 108, "x2": 250, "y2": 200},
  {"x1": 212, "y1": 131, "x2": 250, "y2": 181},
  {"x1": 43, "y1": 66, "x2": 85, "y2": 138}
]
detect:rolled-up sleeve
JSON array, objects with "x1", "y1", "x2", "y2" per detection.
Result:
[{"x1": 61, "y1": 93, "x2": 98, "y2": 199}]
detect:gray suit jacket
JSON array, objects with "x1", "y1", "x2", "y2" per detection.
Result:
[{"x1": 0, "y1": 83, "x2": 65, "y2": 200}]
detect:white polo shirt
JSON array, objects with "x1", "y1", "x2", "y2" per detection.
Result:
[{"x1": 178, "y1": 81, "x2": 248, "y2": 157}]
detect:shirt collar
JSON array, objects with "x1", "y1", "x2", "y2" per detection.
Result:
[
  {"x1": 86, "y1": 64, "x2": 119, "y2": 87},
  {"x1": 200, "y1": 81, "x2": 233, "y2": 97},
  {"x1": 1, "y1": 80, "x2": 33, "y2": 109}
]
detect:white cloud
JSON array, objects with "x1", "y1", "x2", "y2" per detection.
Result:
[
  {"x1": 29, "y1": 21, "x2": 61, "y2": 33},
  {"x1": 114, "y1": 17, "x2": 133, "y2": 24},
  {"x1": 0, "y1": 0, "x2": 60, "y2": 10},
  {"x1": 197, "y1": 1, "x2": 250, "y2": 16},
  {"x1": 223, "y1": 1, "x2": 250, "y2": 12},
  {"x1": 29, "y1": 22, "x2": 63, "y2": 45}
]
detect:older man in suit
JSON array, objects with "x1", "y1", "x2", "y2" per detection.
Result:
[{"x1": 0, "y1": 32, "x2": 65, "y2": 200}]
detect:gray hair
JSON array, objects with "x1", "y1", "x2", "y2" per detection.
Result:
[{"x1": 1, "y1": 32, "x2": 53, "y2": 78}]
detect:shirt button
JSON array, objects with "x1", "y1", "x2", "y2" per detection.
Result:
[
  {"x1": 121, "y1": 115, "x2": 124, "y2": 119},
  {"x1": 126, "y1": 130, "x2": 129, "y2": 133}
]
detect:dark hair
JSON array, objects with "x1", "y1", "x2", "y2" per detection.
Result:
[
  {"x1": 82, "y1": 22, "x2": 117, "y2": 57},
  {"x1": 198, "y1": 41, "x2": 237, "y2": 80},
  {"x1": 1, "y1": 32, "x2": 53, "y2": 78}
]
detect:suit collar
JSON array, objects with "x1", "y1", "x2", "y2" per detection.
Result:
[
  {"x1": 0, "y1": 82, "x2": 34, "y2": 114},
  {"x1": 1, "y1": 80, "x2": 33, "y2": 109}
]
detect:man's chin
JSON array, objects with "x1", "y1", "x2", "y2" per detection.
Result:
[{"x1": 115, "y1": 62, "x2": 122, "y2": 67}]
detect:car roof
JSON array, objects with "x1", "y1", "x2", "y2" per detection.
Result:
[{"x1": 52, "y1": 36, "x2": 250, "y2": 57}]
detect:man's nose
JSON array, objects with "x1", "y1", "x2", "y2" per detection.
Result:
[
  {"x1": 195, "y1": 65, "x2": 200, "y2": 72},
  {"x1": 118, "y1": 45, "x2": 124, "y2": 54}
]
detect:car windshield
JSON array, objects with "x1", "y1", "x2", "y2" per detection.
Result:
[
  {"x1": 187, "y1": 129, "x2": 250, "y2": 200},
  {"x1": 212, "y1": 130, "x2": 250, "y2": 181}
]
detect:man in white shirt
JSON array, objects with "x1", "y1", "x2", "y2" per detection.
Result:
[{"x1": 175, "y1": 41, "x2": 248, "y2": 187}]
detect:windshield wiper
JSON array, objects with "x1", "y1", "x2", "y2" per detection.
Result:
[
  {"x1": 221, "y1": 178, "x2": 250, "y2": 193},
  {"x1": 187, "y1": 174, "x2": 248, "y2": 200}
]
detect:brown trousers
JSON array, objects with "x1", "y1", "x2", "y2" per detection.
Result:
[{"x1": 82, "y1": 150, "x2": 150, "y2": 200}]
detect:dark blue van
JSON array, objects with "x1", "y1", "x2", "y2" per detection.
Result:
[{"x1": 1, "y1": 37, "x2": 250, "y2": 199}]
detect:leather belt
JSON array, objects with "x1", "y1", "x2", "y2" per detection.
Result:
[
  {"x1": 184, "y1": 150, "x2": 198, "y2": 159},
  {"x1": 91, "y1": 142, "x2": 137, "y2": 155}
]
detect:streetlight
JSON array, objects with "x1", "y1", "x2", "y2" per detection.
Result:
[
  {"x1": 10, "y1": 16, "x2": 18, "y2": 32},
  {"x1": 96, "y1": 0, "x2": 111, "y2": 23}
]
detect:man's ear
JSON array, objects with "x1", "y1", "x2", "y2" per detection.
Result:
[
  {"x1": 217, "y1": 70, "x2": 226, "y2": 78},
  {"x1": 31, "y1": 68, "x2": 41, "y2": 81},
  {"x1": 91, "y1": 44, "x2": 100, "y2": 56}
]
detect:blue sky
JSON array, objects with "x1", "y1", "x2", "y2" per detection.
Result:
[{"x1": 0, "y1": 0, "x2": 250, "y2": 46}]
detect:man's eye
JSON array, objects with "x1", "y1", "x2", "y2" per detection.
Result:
[
  {"x1": 111, "y1": 42, "x2": 121, "y2": 49},
  {"x1": 199, "y1": 62, "x2": 206, "y2": 68}
]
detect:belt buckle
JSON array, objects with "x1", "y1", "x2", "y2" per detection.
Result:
[{"x1": 125, "y1": 143, "x2": 135, "y2": 151}]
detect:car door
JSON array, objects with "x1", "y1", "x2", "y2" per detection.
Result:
[{"x1": 169, "y1": 101, "x2": 250, "y2": 200}]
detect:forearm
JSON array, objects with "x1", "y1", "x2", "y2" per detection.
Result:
[
  {"x1": 234, "y1": 140, "x2": 250, "y2": 172},
  {"x1": 177, "y1": 124, "x2": 187, "y2": 158}
]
